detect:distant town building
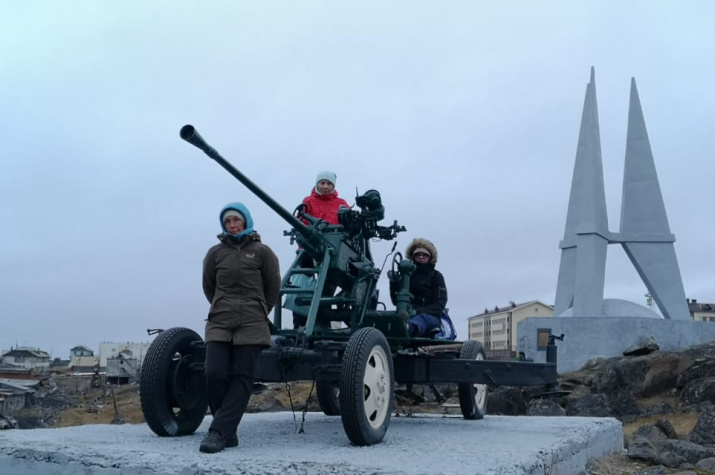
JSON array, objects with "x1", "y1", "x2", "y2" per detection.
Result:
[
  {"x1": 49, "y1": 357, "x2": 70, "y2": 369},
  {"x1": 69, "y1": 356, "x2": 100, "y2": 373},
  {"x1": 70, "y1": 345, "x2": 94, "y2": 358},
  {"x1": 0, "y1": 379, "x2": 37, "y2": 416},
  {"x1": 98, "y1": 342, "x2": 150, "y2": 369},
  {"x1": 0, "y1": 347, "x2": 51, "y2": 374},
  {"x1": 0, "y1": 364, "x2": 35, "y2": 379},
  {"x1": 688, "y1": 299, "x2": 715, "y2": 322},
  {"x1": 468, "y1": 301, "x2": 553, "y2": 359},
  {"x1": 106, "y1": 351, "x2": 140, "y2": 384}
]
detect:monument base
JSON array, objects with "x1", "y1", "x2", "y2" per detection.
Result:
[{"x1": 518, "y1": 317, "x2": 715, "y2": 373}]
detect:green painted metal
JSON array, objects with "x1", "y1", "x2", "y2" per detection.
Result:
[{"x1": 180, "y1": 124, "x2": 418, "y2": 346}]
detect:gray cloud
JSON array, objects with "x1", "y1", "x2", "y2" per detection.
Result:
[{"x1": 2, "y1": 1, "x2": 714, "y2": 357}]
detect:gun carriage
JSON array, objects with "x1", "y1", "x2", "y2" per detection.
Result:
[{"x1": 139, "y1": 125, "x2": 560, "y2": 446}]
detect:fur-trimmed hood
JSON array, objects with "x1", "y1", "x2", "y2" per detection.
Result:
[{"x1": 405, "y1": 238, "x2": 438, "y2": 264}]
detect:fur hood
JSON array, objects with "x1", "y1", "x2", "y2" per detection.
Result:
[{"x1": 405, "y1": 238, "x2": 438, "y2": 264}]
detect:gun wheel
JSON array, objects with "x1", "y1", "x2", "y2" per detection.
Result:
[
  {"x1": 140, "y1": 327, "x2": 208, "y2": 436},
  {"x1": 316, "y1": 380, "x2": 341, "y2": 416},
  {"x1": 339, "y1": 328, "x2": 394, "y2": 446},
  {"x1": 458, "y1": 340, "x2": 488, "y2": 420}
]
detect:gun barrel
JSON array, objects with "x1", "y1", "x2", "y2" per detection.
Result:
[{"x1": 180, "y1": 125, "x2": 311, "y2": 234}]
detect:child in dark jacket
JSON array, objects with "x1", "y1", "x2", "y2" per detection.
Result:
[{"x1": 390, "y1": 238, "x2": 448, "y2": 337}]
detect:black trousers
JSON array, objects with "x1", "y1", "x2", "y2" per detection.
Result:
[{"x1": 204, "y1": 342, "x2": 263, "y2": 438}]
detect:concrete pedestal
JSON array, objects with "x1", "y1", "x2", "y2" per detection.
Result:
[{"x1": 518, "y1": 317, "x2": 715, "y2": 373}]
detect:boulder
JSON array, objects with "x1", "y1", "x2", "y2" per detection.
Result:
[
  {"x1": 486, "y1": 386, "x2": 536, "y2": 415},
  {"x1": 639, "y1": 401, "x2": 673, "y2": 418},
  {"x1": 606, "y1": 388, "x2": 641, "y2": 421},
  {"x1": 587, "y1": 359, "x2": 630, "y2": 394},
  {"x1": 624, "y1": 335, "x2": 660, "y2": 356},
  {"x1": 695, "y1": 457, "x2": 715, "y2": 472},
  {"x1": 680, "y1": 377, "x2": 715, "y2": 408},
  {"x1": 526, "y1": 399, "x2": 566, "y2": 416},
  {"x1": 676, "y1": 358, "x2": 715, "y2": 388},
  {"x1": 688, "y1": 411, "x2": 715, "y2": 447},
  {"x1": 565, "y1": 393, "x2": 610, "y2": 417},
  {"x1": 627, "y1": 436, "x2": 683, "y2": 467},
  {"x1": 654, "y1": 419, "x2": 678, "y2": 439},
  {"x1": 635, "y1": 354, "x2": 683, "y2": 398},
  {"x1": 631, "y1": 423, "x2": 669, "y2": 442},
  {"x1": 659, "y1": 439, "x2": 715, "y2": 465}
]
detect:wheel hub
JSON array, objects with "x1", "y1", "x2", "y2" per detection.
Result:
[{"x1": 172, "y1": 356, "x2": 203, "y2": 411}]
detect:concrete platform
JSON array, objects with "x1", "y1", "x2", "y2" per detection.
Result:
[{"x1": 0, "y1": 412, "x2": 623, "y2": 475}]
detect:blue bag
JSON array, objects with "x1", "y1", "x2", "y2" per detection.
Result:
[{"x1": 435, "y1": 312, "x2": 457, "y2": 340}]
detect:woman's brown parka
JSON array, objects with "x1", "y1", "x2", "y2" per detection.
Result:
[{"x1": 202, "y1": 231, "x2": 281, "y2": 347}]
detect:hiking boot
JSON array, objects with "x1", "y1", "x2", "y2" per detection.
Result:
[
  {"x1": 199, "y1": 429, "x2": 226, "y2": 454},
  {"x1": 225, "y1": 432, "x2": 239, "y2": 448}
]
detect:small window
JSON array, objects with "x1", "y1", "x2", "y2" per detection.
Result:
[{"x1": 537, "y1": 328, "x2": 551, "y2": 350}]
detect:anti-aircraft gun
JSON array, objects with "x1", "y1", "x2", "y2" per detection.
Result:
[{"x1": 139, "y1": 125, "x2": 562, "y2": 447}]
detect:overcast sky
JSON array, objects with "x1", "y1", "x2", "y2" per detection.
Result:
[{"x1": 2, "y1": 1, "x2": 714, "y2": 359}]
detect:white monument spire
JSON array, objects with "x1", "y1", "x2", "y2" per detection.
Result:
[
  {"x1": 554, "y1": 71, "x2": 689, "y2": 320},
  {"x1": 554, "y1": 67, "x2": 608, "y2": 317},
  {"x1": 619, "y1": 78, "x2": 690, "y2": 320}
]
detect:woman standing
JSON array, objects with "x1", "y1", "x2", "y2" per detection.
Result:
[{"x1": 199, "y1": 202, "x2": 281, "y2": 454}]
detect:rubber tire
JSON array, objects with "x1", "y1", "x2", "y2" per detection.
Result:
[
  {"x1": 140, "y1": 327, "x2": 208, "y2": 436},
  {"x1": 458, "y1": 340, "x2": 488, "y2": 420},
  {"x1": 316, "y1": 380, "x2": 341, "y2": 416},
  {"x1": 339, "y1": 327, "x2": 394, "y2": 446}
]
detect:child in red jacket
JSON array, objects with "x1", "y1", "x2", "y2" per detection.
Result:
[
  {"x1": 301, "y1": 170, "x2": 349, "y2": 224},
  {"x1": 292, "y1": 171, "x2": 350, "y2": 329}
]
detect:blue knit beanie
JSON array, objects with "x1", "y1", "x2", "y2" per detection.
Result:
[{"x1": 219, "y1": 202, "x2": 254, "y2": 239}]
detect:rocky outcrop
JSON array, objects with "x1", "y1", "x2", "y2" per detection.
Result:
[
  {"x1": 688, "y1": 411, "x2": 715, "y2": 447},
  {"x1": 488, "y1": 339, "x2": 715, "y2": 470}
]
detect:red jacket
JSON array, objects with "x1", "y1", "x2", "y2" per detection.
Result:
[{"x1": 302, "y1": 188, "x2": 349, "y2": 225}]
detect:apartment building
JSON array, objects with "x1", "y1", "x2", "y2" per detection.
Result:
[
  {"x1": 468, "y1": 300, "x2": 553, "y2": 359},
  {"x1": 688, "y1": 299, "x2": 715, "y2": 322}
]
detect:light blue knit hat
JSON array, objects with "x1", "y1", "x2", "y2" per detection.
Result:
[
  {"x1": 316, "y1": 170, "x2": 337, "y2": 185},
  {"x1": 219, "y1": 202, "x2": 254, "y2": 239}
]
